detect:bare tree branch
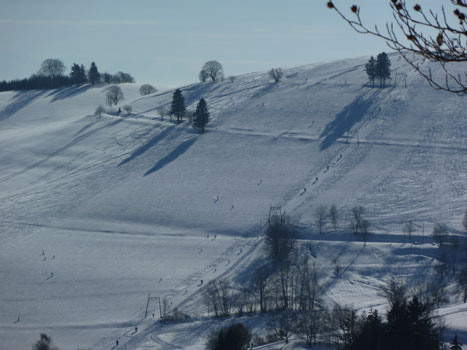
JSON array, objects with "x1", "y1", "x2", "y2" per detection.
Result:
[{"x1": 326, "y1": 0, "x2": 467, "y2": 94}]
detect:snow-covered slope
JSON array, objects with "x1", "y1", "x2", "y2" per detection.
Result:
[{"x1": 0, "y1": 53, "x2": 466, "y2": 350}]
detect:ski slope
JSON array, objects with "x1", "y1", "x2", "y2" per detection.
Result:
[{"x1": 0, "y1": 53, "x2": 466, "y2": 350}]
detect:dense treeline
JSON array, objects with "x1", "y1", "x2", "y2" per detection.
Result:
[{"x1": 0, "y1": 58, "x2": 134, "y2": 92}]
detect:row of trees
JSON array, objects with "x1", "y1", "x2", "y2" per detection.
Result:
[
  {"x1": 200, "y1": 206, "x2": 467, "y2": 320},
  {"x1": 202, "y1": 276, "x2": 446, "y2": 349},
  {"x1": 202, "y1": 214, "x2": 319, "y2": 317},
  {"x1": 199, "y1": 205, "x2": 467, "y2": 348},
  {"x1": 365, "y1": 52, "x2": 391, "y2": 88},
  {"x1": 0, "y1": 59, "x2": 134, "y2": 92}
]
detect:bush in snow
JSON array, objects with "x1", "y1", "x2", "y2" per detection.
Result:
[
  {"x1": 139, "y1": 84, "x2": 157, "y2": 96},
  {"x1": 94, "y1": 105, "x2": 105, "y2": 117},
  {"x1": 269, "y1": 68, "x2": 283, "y2": 83},
  {"x1": 33, "y1": 333, "x2": 58, "y2": 350}
]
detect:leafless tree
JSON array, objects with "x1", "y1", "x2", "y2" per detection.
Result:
[
  {"x1": 329, "y1": 204, "x2": 338, "y2": 231},
  {"x1": 380, "y1": 279, "x2": 407, "y2": 308},
  {"x1": 105, "y1": 85, "x2": 124, "y2": 106},
  {"x1": 360, "y1": 219, "x2": 370, "y2": 246},
  {"x1": 265, "y1": 213, "x2": 297, "y2": 269},
  {"x1": 296, "y1": 260, "x2": 322, "y2": 311},
  {"x1": 157, "y1": 106, "x2": 168, "y2": 121},
  {"x1": 314, "y1": 205, "x2": 328, "y2": 234},
  {"x1": 293, "y1": 310, "x2": 322, "y2": 347},
  {"x1": 201, "y1": 61, "x2": 224, "y2": 82},
  {"x1": 457, "y1": 266, "x2": 467, "y2": 302},
  {"x1": 330, "y1": 304, "x2": 358, "y2": 348},
  {"x1": 403, "y1": 220, "x2": 415, "y2": 242},
  {"x1": 326, "y1": 0, "x2": 467, "y2": 94},
  {"x1": 38, "y1": 58, "x2": 66, "y2": 78},
  {"x1": 94, "y1": 105, "x2": 105, "y2": 117},
  {"x1": 350, "y1": 205, "x2": 366, "y2": 235},
  {"x1": 463, "y1": 209, "x2": 467, "y2": 232},
  {"x1": 203, "y1": 279, "x2": 234, "y2": 317},
  {"x1": 252, "y1": 265, "x2": 271, "y2": 313},
  {"x1": 269, "y1": 68, "x2": 284, "y2": 83},
  {"x1": 139, "y1": 84, "x2": 157, "y2": 95},
  {"x1": 267, "y1": 311, "x2": 295, "y2": 344},
  {"x1": 264, "y1": 214, "x2": 297, "y2": 311},
  {"x1": 432, "y1": 224, "x2": 447, "y2": 247}
]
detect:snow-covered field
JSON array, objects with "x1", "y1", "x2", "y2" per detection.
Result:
[{"x1": 0, "y1": 53, "x2": 466, "y2": 349}]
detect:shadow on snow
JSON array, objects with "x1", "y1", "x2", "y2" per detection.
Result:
[
  {"x1": 0, "y1": 90, "x2": 47, "y2": 121},
  {"x1": 319, "y1": 90, "x2": 381, "y2": 151},
  {"x1": 144, "y1": 138, "x2": 197, "y2": 176},
  {"x1": 118, "y1": 125, "x2": 177, "y2": 166}
]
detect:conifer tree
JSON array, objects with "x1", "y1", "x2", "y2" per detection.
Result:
[
  {"x1": 88, "y1": 62, "x2": 100, "y2": 85},
  {"x1": 170, "y1": 89, "x2": 185, "y2": 124},
  {"x1": 193, "y1": 98, "x2": 210, "y2": 133},
  {"x1": 365, "y1": 56, "x2": 376, "y2": 87},
  {"x1": 375, "y1": 52, "x2": 391, "y2": 88},
  {"x1": 70, "y1": 63, "x2": 87, "y2": 85}
]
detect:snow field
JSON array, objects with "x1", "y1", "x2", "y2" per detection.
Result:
[{"x1": 0, "y1": 53, "x2": 466, "y2": 349}]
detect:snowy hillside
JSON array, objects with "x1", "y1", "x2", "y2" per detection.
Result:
[{"x1": 0, "y1": 53, "x2": 466, "y2": 350}]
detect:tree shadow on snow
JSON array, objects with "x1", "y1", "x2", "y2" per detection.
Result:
[
  {"x1": 319, "y1": 90, "x2": 381, "y2": 151},
  {"x1": 144, "y1": 138, "x2": 197, "y2": 176},
  {"x1": 118, "y1": 125, "x2": 177, "y2": 166},
  {"x1": 48, "y1": 85, "x2": 92, "y2": 102},
  {"x1": 0, "y1": 90, "x2": 47, "y2": 121}
]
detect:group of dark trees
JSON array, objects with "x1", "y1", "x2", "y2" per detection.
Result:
[
  {"x1": 32, "y1": 334, "x2": 58, "y2": 350},
  {"x1": 0, "y1": 58, "x2": 134, "y2": 92},
  {"x1": 169, "y1": 89, "x2": 210, "y2": 132},
  {"x1": 365, "y1": 52, "x2": 391, "y2": 88},
  {"x1": 207, "y1": 323, "x2": 252, "y2": 350}
]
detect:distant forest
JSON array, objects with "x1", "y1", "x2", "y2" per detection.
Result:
[{"x1": 0, "y1": 58, "x2": 135, "y2": 92}]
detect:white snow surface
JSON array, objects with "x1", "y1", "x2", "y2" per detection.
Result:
[{"x1": 0, "y1": 53, "x2": 466, "y2": 349}]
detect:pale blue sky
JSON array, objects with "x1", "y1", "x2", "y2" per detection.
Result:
[{"x1": 0, "y1": 0, "x2": 444, "y2": 88}]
